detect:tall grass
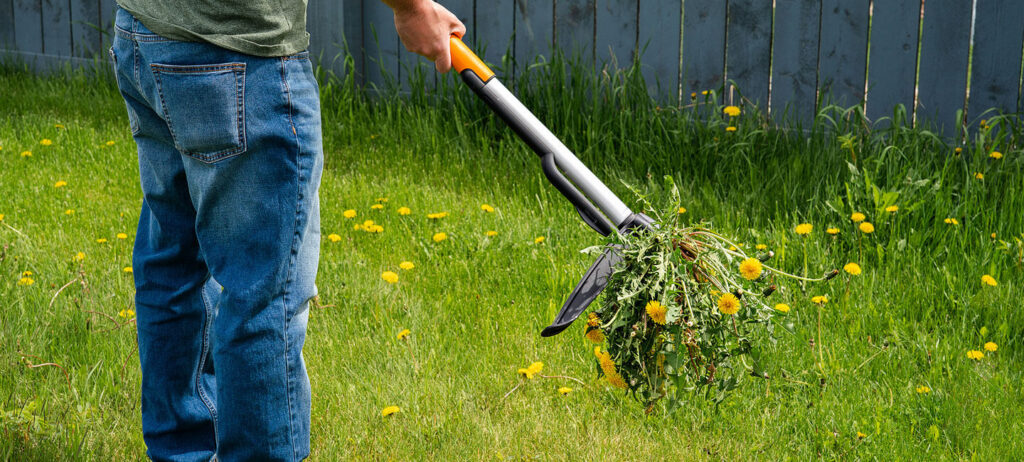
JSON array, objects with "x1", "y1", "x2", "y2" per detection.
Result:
[{"x1": 1, "y1": 52, "x2": 1022, "y2": 459}]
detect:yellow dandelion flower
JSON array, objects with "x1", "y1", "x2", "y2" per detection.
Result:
[
  {"x1": 701, "y1": 90, "x2": 709, "y2": 96},
  {"x1": 399, "y1": 261, "x2": 415, "y2": 271},
  {"x1": 756, "y1": 244, "x2": 767, "y2": 250},
  {"x1": 966, "y1": 350, "x2": 984, "y2": 360},
  {"x1": 677, "y1": 207, "x2": 686, "y2": 214},
  {"x1": 558, "y1": 387, "x2": 573, "y2": 395},
  {"x1": 432, "y1": 232, "x2": 447, "y2": 242},
  {"x1": 485, "y1": 230, "x2": 498, "y2": 237},
  {"x1": 118, "y1": 309, "x2": 136, "y2": 318},
  {"x1": 74, "y1": 252, "x2": 85, "y2": 261},
  {"x1": 795, "y1": 223, "x2": 813, "y2": 235},
  {"x1": 885, "y1": 205, "x2": 899, "y2": 213},
  {"x1": 725, "y1": 126, "x2": 737, "y2": 132},
  {"x1": 381, "y1": 271, "x2": 399, "y2": 284},
  {"x1": 826, "y1": 227, "x2": 840, "y2": 235},
  {"x1": 117, "y1": 233, "x2": 128, "y2": 239},
  {"x1": 851, "y1": 212, "x2": 865, "y2": 222},
  {"x1": 21, "y1": 150, "x2": 32, "y2": 157},
  {"x1": 843, "y1": 262, "x2": 862, "y2": 276},
  {"x1": 594, "y1": 347, "x2": 627, "y2": 388},
  {"x1": 105, "y1": 140, "x2": 116, "y2": 146},
  {"x1": 427, "y1": 212, "x2": 449, "y2": 219},
  {"x1": 989, "y1": 151, "x2": 1002, "y2": 159},
  {"x1": 811, "y1": 295, "x2": 828, "y2": 305},
  {"x1": 123, "y1": 267, "x2": 133, "y2": 273},
  {"x1": 22, "y1": 271, "x2": 32, "y2": 277},
  {"x1": 397, "y1": 206, "x2": 411, "y2": 215},
  {"x1": 0, "y1": 214, "x2": 3, "y2": 221},
  {"x1": 944, "y1": 218, "x2": 959, "y2": 225},
  {"x1": 381, "y1": 406, "x2": 400, "y2": 417},
  {"x1": 857, "y1": 431, "x2": 867, "y2": 439},
  {"x1": 645, "y1": 300, "x2": 667, "y2": 325},
  {"x1": 739, "y1": 258, "x2": 763, "y2": 280},
  {"x1": 723, "y1": 105, "x2": 741, "y2": 117},
  {"x1": 916, "y1": 385, "x2": 931, "y2": 394},
  {"x1": 54, "y1": 180, "x2": 67, "y2": 188},
  {"x1": 397, "y1": 329, "x2": 411, "y2": 340},
  {"x1": 481, "y1": 204, "x2": 494, "y2": 213},
  {"x1": 974, "y1": 172, "x2": 984, "y2": 180},
  {"x1": 585, "y1": 327, "x2": 605, "y2": 343},
  {"x1": 718, "y1": 293, "x2": 740, "y2": 315},
  {"x1": 362, "y1": 220, "x2": 375, "y2": 228},
  {"x1": 774, "y1": 303, "x2": 791, "y2": 313},
  {"x1": 517, "y1": 361, "x2": 544, "y2": 379},
  {"x1": 367, "y1": 225, "x2": 384, "y2": 233},
  {"x1": 534, "y1": 236, "x2": 545, "y2": 244},
  {"x1": 327, "y1": 234, "x2": 341, "y2": 242},
  {"x1": 17, "y1": 277, "x2": 35, "y2": 286},
  {"x1": 375, "y1": 197, "x2": 388, "y2": 203},
  {"x1": 984, "y1": 342, "x2": 997, "y2": 352},
  {"x1": 371, "y1": 204, "x2": 384, "y2": 210},
  {"x1": 990, "y1": 233, "x2": 996, "y2": 239},
  {"x1": 954, "y1": 147, "x2": 963, "y2": 155},
  {"x1": 343, "y1": 209, "x2": 356, "y2": 219},
  {"x1": 96, "y1": 238, "x2": 108, "y2": 244},
  {"x1": 65, "y1": 209, "x2": 74, "y2": 215},
  {"x1": 690, "y1": 92, "x2": 697, "y2": 99},
  {"x1": 859, "y1": 222, "x2": 875, "y2": 234},
  {"x1": 40, "y1": 139, "x2": 53, "y2": 146},
  {"x1": 54, "y1": 123, "x2": 65, "y2": 129},
  {"x1": 981, "y1": 274, "x2": 997, "y2": 287}
]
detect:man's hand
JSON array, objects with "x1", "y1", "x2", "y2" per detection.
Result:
[{"x1": 383, "y1": 0, "x2": 466, "y2": 73}]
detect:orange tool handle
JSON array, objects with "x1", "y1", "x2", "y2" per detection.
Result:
[{"x1": 450, "y1": 35, "x2": 495, "y2": 82}]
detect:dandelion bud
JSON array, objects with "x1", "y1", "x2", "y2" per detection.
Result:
[
  {"x1": 762, "y1": 285, "x2": 777, "y2": 297},
  {"x1": 733, "y1": 290, "x2": 743, "y2": 300},
  {"x1": 758, "y1": 251, "x2": 774, "y2": 263},
  {"x1": 824, "y1": 269, "x2": 840, "y2": 281}
]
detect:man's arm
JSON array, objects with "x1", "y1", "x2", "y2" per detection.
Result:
[{"x1": 381, "y1": 0, "x2": 466, "y2": 73}]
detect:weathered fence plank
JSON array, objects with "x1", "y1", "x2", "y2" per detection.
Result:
[
  {"x1": 637, "y1": 0, "x2": 681, "y2": 103},
  {"x1": 724, "y1": 0, "x2": 772, "y2": 109},
  {"x1": 681, "y1": 0, "x2": 726, "y2": 97},
  {"x1": 14, "y1": 0, "x2": 44, "y2": 55},
  {"x1": 100, "y1": 0, "x2": 115, "y2": 46},
  {"x1": 917, "y1": 0, "x2": 972, "y2": 133},
  {"x1": 470, "y1": 0, "x2": 514, "y2": 77},
  {"x1": 42, "y1": 0, "x2": 72, "y2": 57},
  {"x1": 342, "y1": 0, "x2": 364, "y2": 84},
  {"x1": 70, "y1": 0, "x2": 101, "y2": 57},
  {"x1": 363, "y1": 1, "x2": 399, "y2": 89},
  {"x1": 1, "y1": 0, "x2": 15, "y2": 50},
  {"x1": 594, "y1": 0, "x2": 636, "y2": 71},
  {"x1": 555, "y1": 0, "x2": 594, "y2": 65},
  {"x1": 770, "y1": 0, "x2": 820, "y2": 124},
  {"x1": 969, "y1": 0, "x2": 1024, "y2": 119},
  {"x1": 817, "y1": 0, "x2": 869, "y2": 110},
  {"x1": 866, "y1": 1, "x2": 920, "y2": 124},
  {"x1": 514, "y1": 0, "x2": 554, "y2": 81}
]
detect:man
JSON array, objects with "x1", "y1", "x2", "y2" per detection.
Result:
[{"x1": 108, "y1": 1, "x2": 464, "y2": 460}]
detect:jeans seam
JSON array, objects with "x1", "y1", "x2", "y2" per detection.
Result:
[
  {"x1": 197, "y1": 284, "x2": 219, "y2": 445},
  {"x1": 280, "y1": 56, "x2": 299, "y2": 462}
]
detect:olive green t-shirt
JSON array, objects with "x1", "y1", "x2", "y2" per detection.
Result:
[{"x1": 115, "y1": 0, "x2": 309, "y2": 57}]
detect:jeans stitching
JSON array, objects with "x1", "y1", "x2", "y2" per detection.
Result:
[{"x1": 197, "y1": 284, "x2": 219, "y2": 445}]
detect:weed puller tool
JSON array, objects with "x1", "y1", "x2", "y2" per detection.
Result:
[{"x1": 448, "y1": 35, "x2": 655, "y2": 336}]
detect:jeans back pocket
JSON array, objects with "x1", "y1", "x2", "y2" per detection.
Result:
[{"x1": 151, "y1": 63, "x2": 247, "y2": 163}]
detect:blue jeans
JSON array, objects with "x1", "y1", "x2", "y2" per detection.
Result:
[{"x1": 110, "y1": 8, "x2": 322, "y2": 461}]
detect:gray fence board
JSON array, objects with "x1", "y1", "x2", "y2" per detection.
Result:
[
  {"x1": 817, "y1": 0, "x2": 869, "y2": 110},
  {"x1": 363, "y1": 1, "x2": 399, "y2": 89},
  {"x1": 917, "y1": 0, "x2": 972, "y2": 133},
  {"x1": 342, "y1": 0, "x2": 364, "y2": 85},
  {"x1": 471, "y1": 0, "x2": 514, "y2": 78},
  {"x1": 770, "y1": 0, "x2": 820, "y2": 124},
  {"x1": 681, "y1": 0, "x2": 726, "y2": 98},
  {"x1": 866, "y1": 1, "x2": 920, "y2": 123},
  {"x1": 1, "y1": 0, "x2": 16, "y2": 49},
  {"x1": 595, "y1": 0, "x2": 635, "y2": 71},
  {"x1": 637, "y1": 0, "x2": 681, "y2": 102},
  {"x1": 14, "y1": 0, "x2": 44, "y2": 54},
  {"x1": 100, "y1": 0, "x2": 114, "y2": 46},
  {"x1": 70, "y1": 0, "x2": 100, "y2": 57},
  {"x1": 42, "y1": 0, "x2": 71, "y2": 56},
  {"x1": 969, "y1": 0, "x2": 1024, "y2": 119},
  {"x1": 724, "y1": 0, "x2": 772, "y2": 109},
  {"x1": 514, "y1": 0, "x2": 553, "y2": 81},
  {"x1": 555, "y1": 0, "x2": 594, "y2": 65}
]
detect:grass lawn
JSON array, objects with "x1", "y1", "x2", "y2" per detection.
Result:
[{"x1": 1, "y1": 61, "x2": 1023, "y2": 460}]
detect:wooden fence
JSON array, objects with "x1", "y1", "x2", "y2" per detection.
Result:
[{"x1": 3, "y1": 0, "x2": 1024, "y2": 131}]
